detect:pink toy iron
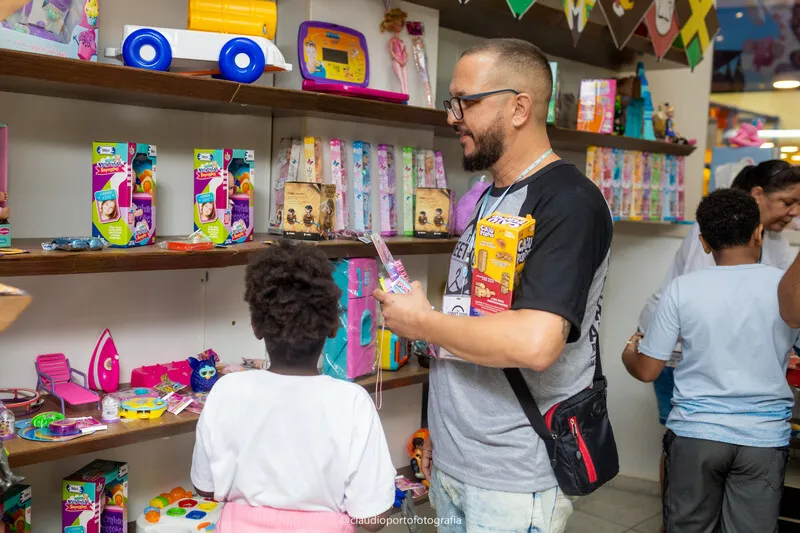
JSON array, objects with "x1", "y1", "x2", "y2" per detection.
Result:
[{"x1": 89, "y1": 329, "x2": 121, "y2": 393}]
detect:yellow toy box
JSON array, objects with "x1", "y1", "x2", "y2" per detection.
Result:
[{"x1": 470, "y1": 213, "x2": 535, "y2": 316}]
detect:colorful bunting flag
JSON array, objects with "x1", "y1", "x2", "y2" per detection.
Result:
[
  {"x1": 674, "y1": 0, "x2": 720, "y2": 69},
  {"x1": 507, "y1": 0, "x2": 538, "y2": 19},
  {"x1": 597, "y1": 0, "x2": 655, "y2": 49},
  {"x1": 644, "y1": 0, "x2": 680, "y2": 59},
  {"x1": 564, "y1": 0, "x2": 598, "y2": 46}
]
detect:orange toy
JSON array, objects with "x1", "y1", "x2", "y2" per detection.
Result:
[
  {"x1": 145, "y1": 509, "x2": 161, "y2": 523},
  {"x1": 408, "y1": 429, "x2": 430, "y2": 488}
]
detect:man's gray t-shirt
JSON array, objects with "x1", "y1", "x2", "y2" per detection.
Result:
[{"x1": 429, "y1": 161, "x2": 613, "y2": 493}]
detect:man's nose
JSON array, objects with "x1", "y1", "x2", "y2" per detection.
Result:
[{"x1": 446, "y1": 108, "x2": 459, "y2": 127}]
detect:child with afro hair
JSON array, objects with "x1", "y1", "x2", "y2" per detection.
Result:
[{"x1": 191, "y1": 240, "x2": 395, "y2": 532}]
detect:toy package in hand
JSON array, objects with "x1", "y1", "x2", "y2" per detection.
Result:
[{"x1": 371, "y1": 233, "x2": 412, "y2": 294}]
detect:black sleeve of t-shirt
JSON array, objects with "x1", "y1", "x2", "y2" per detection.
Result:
[{"x1": 510, "y1": 166, "x2": 613, "y2": 343}]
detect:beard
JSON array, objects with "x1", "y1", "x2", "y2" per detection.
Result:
[{"x1": 459, "y1": 120, "x2": 506, "y2": 172}]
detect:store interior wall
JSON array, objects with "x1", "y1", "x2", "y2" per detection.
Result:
[
  {"x1": 712, "y1": 90, "x2": 799, "y2": 129},
  {"x1": 0, "y1": 0, "x2": 730, "y2": 527}
]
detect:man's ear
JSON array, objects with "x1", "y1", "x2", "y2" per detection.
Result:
[
  {"x1": 698, "y1": 233, "x2": 713, "y2": 255},
  {"x1": 752, "y1": 223, "x2": 764, "y2": 248},
  {"x1": 513, "y1": 93, "x2": 533, "y2": 129}
]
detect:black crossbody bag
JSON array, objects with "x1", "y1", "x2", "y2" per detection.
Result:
[{"x1": 504, "y1": 354, "x2": 619, "y2": 496}]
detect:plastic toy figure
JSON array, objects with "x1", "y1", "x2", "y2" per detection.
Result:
[
  {"x1": 303, "y1": 205, "x2": 315, "y2": 228},
  {"x1": 433, "y1": 208, "x2": 445, "y2": 228},
  {"x1": 380, "y1": 8, "x2": 408, "y2": 95},
  {"x1": 408, "y1": 429, "x2": 430, "y2": 488},
  {"x1": 286, "y1": 208, "x2": 297, "y2": 226},
  {"x1": 417, "y1": 211, "x2": 428, "y2": 226},
  {"x1": 729, "y1": 120, "x2": 764, "y2": 147}
]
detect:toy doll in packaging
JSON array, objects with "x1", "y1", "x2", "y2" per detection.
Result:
[{"x1": 194, "y1": 149, "x2": 254, "y2": 245}]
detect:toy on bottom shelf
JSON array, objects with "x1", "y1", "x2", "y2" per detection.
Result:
[
  {"x1": 408, "y1": 429, "x2": 430, "y2": 488},
  {"x1": 88, "y1": 329, "x2": 121, "y2": 393},
  {"x1": 322, "y1": 259, "x2": 378, "y2": 381},
  {"x1": 137, "y1": 487, "x2": 223, "y2": 533},
  {"x1": 1, "y1": 484, "x2": 31, "y2": 533},
  {"x1": 189, "y1": 350, "x2": 221, "y2": 393},
  {"x1": 1, "y1": 0, "x2": 99, "y2": 61},
  {"x1": 119, "y1": 397, "x2": 168, "y2": 420},
  {"x1": 35, "y1": 353, "x2": 100, "y2": 415},
  {"x1": 62, "y1": 460, "x2": 128, "y2": 533}
]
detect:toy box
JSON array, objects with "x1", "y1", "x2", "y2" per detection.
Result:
[
  {"x1": 547, "y1": 62, "x2": 559, "y2": 125},
  {"x1": 1, "y1": 0, "x2": 98, "y2": 61},
  {"x1": 282, "y1": 182, "x2": 336, "y2": 241},
  {"x1": 577, "y1": 79, "x2": 616, "y2": 134},
  {"x1": 470, "y1": 214, "x2": 535, "y2": 316},
  {"x1": 630, "y1": 151, "x2": 644, "y2": 220},
  {"x1": 1, "y1": 484, "x2": 31, "y2": 533},
  {"x1": 414, "y1": 188, "x2": 452, "y2": 238},
  {"x1": 62, "y1": 459, "x2": 128, "y2": 533},
  {"x1": 378, "y1": 329, "x2": 408, "y2": 371},
  {"x1": 0, "y1": 124, "x2": 9, "y2": 248},
  {"x1": 92, "y1": 142, "x2": 156, "y2": 248},
  {"x1": 194, "y1": 148, "x2": 254, "y2": 245},
  {"x1": 322, "y1": 258, "x2": 377, "y2": 381},
  {"x1": 650, "y1": 153, "x2": 664, "y2": 220}
]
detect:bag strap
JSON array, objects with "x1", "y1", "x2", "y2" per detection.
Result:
[{"x1": 504, "y1": 345, "x2": 604, "y2": 448}]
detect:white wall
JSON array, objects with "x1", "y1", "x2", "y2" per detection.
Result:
[{"x1": 712, "y1": 90, "x2": 800, "y2": 130}]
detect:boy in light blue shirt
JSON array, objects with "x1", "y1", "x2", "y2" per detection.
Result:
[{"x1": 622, "y1": 188, "x2": 798, "y2": 533}]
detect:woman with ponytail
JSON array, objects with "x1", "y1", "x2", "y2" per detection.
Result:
[{"x1": 626, "y1": 159, "x2": 800, "y2": 529}]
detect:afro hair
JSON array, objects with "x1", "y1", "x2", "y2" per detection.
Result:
[
  {"x1": 696, "y1": 188, "x2": 761, "y2": 251},
  {"x1": 244, "y1": 239, "x2": 341, "y2": 366}
]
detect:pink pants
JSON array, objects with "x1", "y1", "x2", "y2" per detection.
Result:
[{"x1": 218, "y1": 502, "x2": 358, "y2": 533}]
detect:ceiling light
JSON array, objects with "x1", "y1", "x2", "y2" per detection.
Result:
[
  {"x1": 761, "y1": 142, "x2": 775, "y2": 148},
  {"x1": 736, "y1": 11, "x2": 743, "y2": 18},
  {"x1": 781, "y1": 153, "x2": 788, "y2": 159},
  {"x1": 774, "y1": 79, "x2": 800, "y2": 89},
  {"x1": 781, "y1": 146, "x2": 799, "y2": 153},
  {"x1": 759, "y1": 130, "x2": 800, "y2": 138},
  {"x1": 716, "y1": 35, "x2": 724, "y2": 42},
  {"x1": 792, "y1": 155, "x2": 800, "y2": 162}
]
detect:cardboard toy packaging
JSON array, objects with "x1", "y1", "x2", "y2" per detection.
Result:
[
  {"x1": 62, "y1": 460, "x2": 128, "y2": 533},
  {"x1": 577, "y1": 79, "x2": 616, "y2": 134},
  {"x1": 282, "y1": 182, "x2": 336, "y2": 241},
  {"x1": 1, "y1": 484, "x2": 31, "y2": 533},
  {"x1": 470, "y1": 213, "x2": 536, "y2": 316},
  {"x1": 414, "y1": 188, "x2": 452, "y2": 238}
]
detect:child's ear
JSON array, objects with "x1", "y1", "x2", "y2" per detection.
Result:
[
  {"x1": 752, "y1": 223, "x2": 764, "y2": 248},
  {"x1": 698, "y1": 233, "x2": 713, "y2": 255}
]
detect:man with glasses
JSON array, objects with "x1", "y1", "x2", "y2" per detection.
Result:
[{"x1": 375, "y1": 38, "x2": 613, "y2": 532}]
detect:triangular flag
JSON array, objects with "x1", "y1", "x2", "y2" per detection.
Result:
[
  {"x1": 507, "y1": 0, "x2": 538, "y2": 18},
  {"x1": 597, "y1": 0, "x2": 656, "y2": 49},
  {"x1": 644, "y1": 0, "x2": 680, "y2": 59},
  {"x1": 564, "y1": 0, "x2": 598, "y2": 46},
  {"x1": 674, "y1": 0, "x2": 719, "y2": 69}
]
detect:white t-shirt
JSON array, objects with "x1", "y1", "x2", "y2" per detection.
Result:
[
  {"x1": 638, "y1": 223, "x2": 795, "y2": 366},
  {"x1": 190, "y1": 370, "x2": 396, "y2": 519}
]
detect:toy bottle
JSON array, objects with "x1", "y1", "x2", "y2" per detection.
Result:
[{"x1": 0, "y1": 404, "x2": 14, "y2": 440}]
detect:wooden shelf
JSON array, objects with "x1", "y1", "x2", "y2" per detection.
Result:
[
  {"x1": 6, "y1": 364, "x2": 429, "y2": 467},
  {"x1": 0, "y1": 50, "x2": 694, "y2": 157},
  {"x1": 0, "y1": 235, "x2": 458, "y2": 277},
  {"x1": 407, "y1": 0, "x2": 688, "y2": 70}
]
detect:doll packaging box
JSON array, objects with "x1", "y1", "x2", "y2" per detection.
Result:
[
  {"x1": 414, "y1": 188, "x2": 452, "y2": 239},
  {"x1": 1, "y1": 0, "x2": 98, "y2": 61},
  {"x1": 1, "y1": 484, "x2": 31, "y2": 533},
  {"x1": 194, "y1": 149, "x2": 254, "y2": 245},
  {"x1": 577, "y1": 79, "x2": 616, "y2": 134},
  {"x1": 92, "y1": 142, "x2": 156, "y2": 248},
  {"x1": 471, "y1": 214, "x2": 536, "y2": 316},
  {"x1": 62, "y1": 460, "x2": 128, "y2": 533},
  {"x1": 282, "y1": 182, "x2": 336, "y2": 241}
]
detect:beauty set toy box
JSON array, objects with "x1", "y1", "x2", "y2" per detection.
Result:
[
  {"x1": 577, "y1": 79, "x2": 616, "y2": 134},
  {"x1": 62, "y1": 460, "x2": 128, "y2": 533},
  {"x1": 471, "y1": 214, "x2": 536, "y2": 316},
  {"x1": 194, "y1": 149, "x2": 254, "y2": 245},
  {"x1": 1, "y1": 0, "x2": 98, "y2": 61},
  {"x1": 282, "y1": 182, "x2": 336, "y2": 241},
  {"x1": 92, "y1": 142, "x2": 156, "y2": 248},
  {"x1": 1, "y1": 484, "x2": 31, "y2": 533}
]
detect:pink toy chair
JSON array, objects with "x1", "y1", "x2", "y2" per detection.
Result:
[{"x1": 35, "y1": 353, "x2": 100, "y2": 415}]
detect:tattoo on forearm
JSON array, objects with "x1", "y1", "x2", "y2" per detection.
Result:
[{"x1": 561, "y1": 318, "x2": 570, "y2": 341}]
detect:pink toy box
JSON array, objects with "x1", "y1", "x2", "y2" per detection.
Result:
[
  {"x1": 62, "y1": 459, "x2": 128, "y2": 533},
  {"x1": 130, "y1": 360, "x2": 191, "y2": 389},
  {"x1": 321, "y1": 258, "x2": 377, "y2": 381},
  {"x1": 1, "y1": 0, "x2": 98, "y2": 61},
  {"x1": 1, "y1": 484, "x2": 31, "y2": 533}
]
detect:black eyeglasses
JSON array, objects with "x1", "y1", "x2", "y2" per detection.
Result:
[{"x1": 443, "y1": 89, "x2": 520, "y2": 120}]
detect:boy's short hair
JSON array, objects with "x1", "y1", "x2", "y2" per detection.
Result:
[
  {"x1": 244, "y1": 240, "x2": 341, "y2": 366},
  {"x1": 696, "y1": 188, "x2": 761, "y2": 251}
]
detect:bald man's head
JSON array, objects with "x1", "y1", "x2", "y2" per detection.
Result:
[{"x1": 460, "y1": 39, "x2": 553, "y2": 123}]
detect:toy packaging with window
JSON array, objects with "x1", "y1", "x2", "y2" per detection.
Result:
[
  {"x1": 321, "y1": 258, "x2": 377, "y2": 381},
  {"x1": 547, "y1": 62, "x2": 559, "y2": 125},
  {"x1": 62, "y1": 459, "x2": 128, "y2": 533},
  {"x1": 282, "y1": 182, "x2": 336, "y2": 241},
  {"x1": 470, "y1": 214, "x2": 536, "y2": 317},
  {"x1": 1, "y1": 484, "x2": 31, "y2": 533},
  {"x1": 577, "y1": 79, "x2": 616, "y2": 134},
  {"x1": 1, "y1": 0, "x2": 98, "y2": 61},
  {"x1": 194, "y1": 148, "x2": 254, "y2": 245},
  {"x1": 92, "y1": 142, "x2": 156, "y2": 248},
  {"x1": 0, "y1": 123, "x2": 10, "y2": 248},
  {"x1": 414, "y1": 188, "x2": 451, "y2": 238}
]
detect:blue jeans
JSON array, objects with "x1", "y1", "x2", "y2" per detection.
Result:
[
  {"x1": 429, "y1": 467, "x2": 573, "y2": 533},
  {"x1": 653, "y1": 366, "x2": 675, "y2": 425}
]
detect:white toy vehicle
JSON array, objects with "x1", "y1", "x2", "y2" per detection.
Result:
[{"x1": 105, "y1": 25, "x2": 292, "y2": 84}]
